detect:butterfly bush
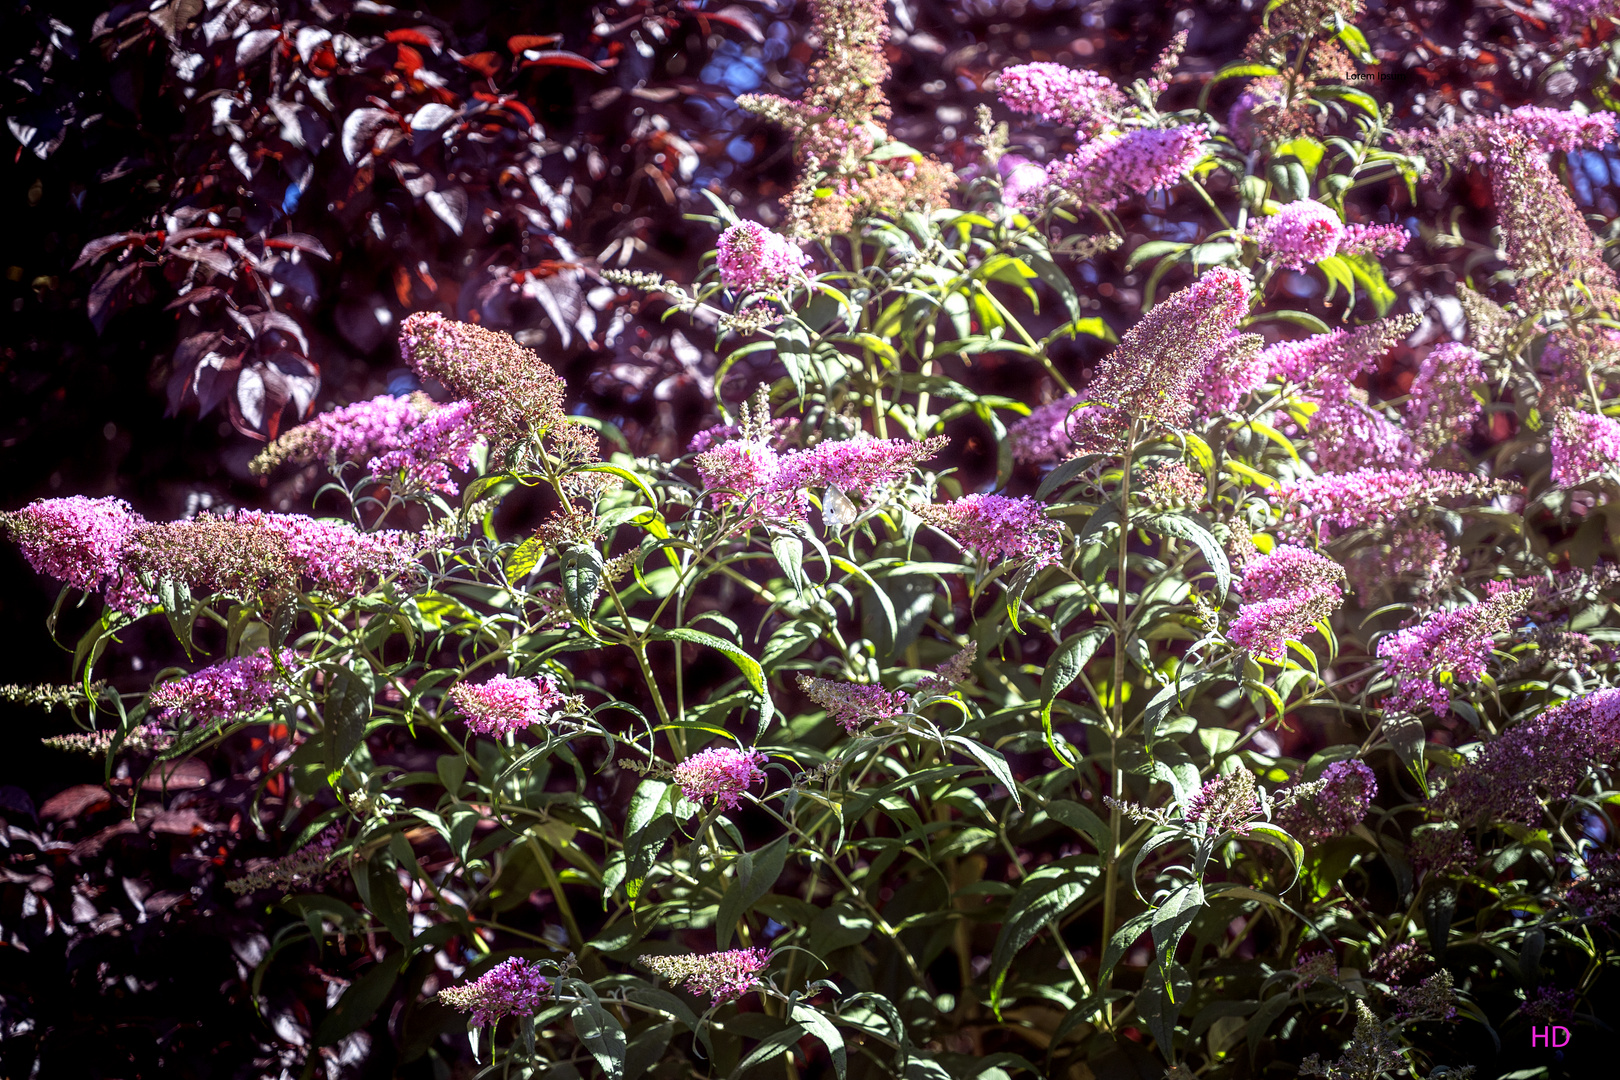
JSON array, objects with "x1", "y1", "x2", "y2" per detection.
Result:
[{"x1": 14, "y1": 1, "x2": 1620, "y2": 1076}]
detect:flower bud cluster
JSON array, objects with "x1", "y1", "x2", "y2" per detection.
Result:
[
  {"x1": 148, "y1": 648, "x2": 297, "y2": 723},
  {"x1": 640, "y1": 947, "x2": 771, "y2": 1005},
  {"x1": 672, "y1": 746, "x2": 768, "y2": 809}
]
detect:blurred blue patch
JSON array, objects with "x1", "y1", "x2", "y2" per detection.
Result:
[
  {"x1": 700, "y1": 42, "x2": 764, "y2": 95},
  {"x1": 386, "y1": 369, "x2": 420, "y2": 396},
  {"x1": 726, "y1": 137, "x2": 756, "y2": 163},
  {"x1": 282, "y1": 181, "x2": 303, "y2": 215}
]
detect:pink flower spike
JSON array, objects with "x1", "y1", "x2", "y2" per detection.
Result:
[
  {"x1": 914, "y1": 494, "x2": 1064, "y2": 567},
  {"x1": 148, "y1": 648, "x2": 297, "y2": 723},
  {"x1": 995, "y1": 62, "x2": 1125, "y2": 139},
  {"x1": 1045, "y1": 124, "x2": 1206, "y2": 211},
  {"x1": 438, "y1": 958, "x2": 551, "y2": 1028},
  {"x1": 3, "y1": 496, "x2": 152, "y2": 614},
  {"x1": 1375, "y1": 589, "x2": 1533, "y2": 714},
  {"x1": 641, "y1": 947, "x2": 772, "y2": 1005},
  {"x1": 1551, "y1": 410, "x2": 1620, "y2": 488},
  {"x1": 369, "y1": 399, "x2": 484, "y2": 495},
  {"x1": 450, "y1": 674, "x2": 564, "y2": 738},
  {"x1": 798, "y1": 676, "x2": 911, "y2": 733},
  {"x1": 1248, "y1": 200, "x2": 1408, "y2": 270},
  {"x1": 673, "y1": 746, "x2": 768, "y2": 809},
  {"x1": 716, "y1": 222, "x2": 808, "y2": 292}
]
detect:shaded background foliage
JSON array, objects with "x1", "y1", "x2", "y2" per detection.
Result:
[{"x1": 2, "y1": 0, "x2": 1618, "y2": 1076}]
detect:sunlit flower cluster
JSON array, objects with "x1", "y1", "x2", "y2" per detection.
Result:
[{"x1": 641, "y1": 947, "x2": 771, "y2": 1005}]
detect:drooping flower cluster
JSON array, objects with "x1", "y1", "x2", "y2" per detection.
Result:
[
  {"x1": 672, "y1": 746, "x2": 768, "y2": 809},
  {"x1": 736, "y1": 0, "x2": 955, "y2": 237},
  {"x1": 1277, "y1": 468, "x2": 1514, "y2": 544},
  {"x1": 695, "y1": 434, "x2": 945, "y2": 522},
  {"x1": 1293, "y1": 951, "x2": 1339, "y2": 988},
  {"x1": 148, "y1": 648, "x2": 297, "y2": 723},
  {"x1": 2, "y1": 496, "x2": 153, "y2": 614},
  {"x1": 994, "y1": 62, "x2": 1124, "y2": 140},
  {"x1": 715, "y1": 222, "x2": 809, "y2": 292},
  {"x1": 1438, "y1": 688, "x2": 1620, "y2": 824},
  {"x1": 640, "y1": 947, "x2": 771, "y2": 1005},
  {"x1": 1009, "y1": 268, "x2": 1253, "y2": 462},
  {"x1": 437, "y1": 957, "x2": 551, "y2": 1028},
  {"x1": 1394, "y1": 105, "x2": 1617, "y2": 167},
  {"x1": 1183, "y1": 770, "x2": 1262, "y2": 836},
  {"x1": 399, "y1": 313, "x2": 570, "y2": 459},
  {"x1": 128, "y1": 510, "x2": 420, "y2": 598},
  {"x1": 1550, "y1": 409, "x2": 1620, "y2": 487},
  {"x1": 1368, "y1": 941, "x2": 1426, "y2": 984},
  {"x1": 1227, "y1": 545, "x2": 1346, "y2": 661},
  {"x1": 1489, "y1": 129, "x2": 1620, "y2": 316},
  {"x1": 1045, "y1": 125, "x2": 1208, "y2": 212},
  {"x1": 915, "y1": 643, "x2": 978, "y2": 698},
  {"x1": 1248, "y1": 199, "x2": 1408, "y2": 270},
  {"x1": 1376, "y1": 588, "x2": 1533, "y2": 714},
  {"x1": 250, "y1": 392, "x2": 433, "y2": 475},
  {"x1": 369, "y1": 399, "x2": 483, "y2": 495},
  {"x1": 1406, "y1": 342, "x2": 1484, "y2": 464},
  {"x1": 225, "y1": 828, "x2": 345, "y2": 894},
  {"x1": 912, "y1": 494, "x2": 1064, "y2": 567},
  {"x1": 1408, "y1": 825, "x2": 1476, "y2": 881},
  {"x1": 1343, "y1": 526, "x2": 1456, "y2": 605},
  {"x1": 1299, "y1": 1001, "x2": 1404, "y2": 1080},
  {"x1": 42, "y1": 724, "x2": 174, "y2": 756},
  {"x1": 449, "y1": 674, "x2": 564, "y2": 738},
  {"x1": 1273, "y1": 759, "x2": 1377, "y2": 844},
  {"x1": 1392, "y1": 971, "x2": 1458, "y2": 1022},
  {"x1": 1262, "y1": 316, "x2": 1418, "y2": 394},
  {"x1": 798, "y1": 676, "x2": 910, "y2": 733}
]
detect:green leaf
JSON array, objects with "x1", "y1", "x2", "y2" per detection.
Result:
[
  {"x1": 1150, "y1": 881, "x2": 1204, "y2": 993},
  {"x1": 729, "y1": 1022, "x2": 807, "y2": 1079},
  {"x1": 1317, "y1": 253, "x2": 1356, "y2": 306},
  {"x1": 791, "y1": 1004, "x2": 848, "y2": 1080},
  {"x1": 660, "y1": 628, "x2": 763, "y2": 696},
  {"x1": 1385, "y1": 714, "x2": 1429, "y2": 795},
  {"x1": 313, "y1": 955, "x2": 398, "y2": 1046},
  {"x1": 1311, "y1": 83, "x2": 1380, "y2": 117},
  {"x1": 1244, "y1": 309, "x2": 1332, "y2": 334},
  {"x1": 559, "y1": 545, "x2": 605, "y2": 623},
  {"x1": 1044, "y1": 799, "x2": 1111, "y2": 855},
  {"x1": 323, "y1": 662, "x2": 375, "y2": 783},
  {"x1": 1101, "y1": 908, "x2": 1154, "y2": 986},
  {"x1": 1343, "y1": 251, "x2": 1397, "y2": 316},
  {"x1": 1141, "y1": 512, "x2": 1232, "y2": 601},
  {"x1": 1039, "y1": 627, "x2": 1108, "y2": 766},
  {"x1": 988, "y1": 866, "x2": 1098, "y2": 1012},
  {"x1": 1243, "y1": 824, "x2": 1305, "y2": 889},
  {"x1": 1273, "y1": 136, "x2": 1325, "y2": 177},
  {"x1": 716, "y1": 834, "x2": 791, "y2": 948},
  {"x1": 1036, "y1": 453, "x2": 1106, "y2": 501},
  {"x1": 506, "y1": 535, "x2": 546, "y2": 582},
  {"x1": 158, "y1": 578, "x2": 195, "y2": 658},
  {"x1": 1125, "y1": 240, "x2": 1191, "y2": 273},
  {"x1": 770, "y1": 533, "x2": 807, "y2": 594},
  {"x1": 573, "y1": 998, "x2": 627, "y2": 1080},
  {"x1": 1136, "y1": 962, "x2": 1191, "y2": 1059},
  {"x1": 1335, "y1": 21, "x2": 1374, "y2": 60},
  {"x1": 572, "y1": 462, "x2": 659, "y2": 509},
  {"x1": 366, "y1": 857, "x2": 413, "y2": 947},
  {"x1": 946, "y1": 736, "x2": 1021, "y2": 809}
]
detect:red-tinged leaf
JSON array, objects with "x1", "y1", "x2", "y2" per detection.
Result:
[
  {"x1": 73, "y1": 232, "x2": 146, "y2": 271},
  {"x1": 507, "y1": 34, "x2": 562, "y2": 53},
  {"x1": 394, "y1": 43, "x2": 424, "y2": 74},
  {"x1": 192, "y1": 347, "x2": 245, "y2": 418},
  {"x1": 457, "y1": 51, "x2": 502, "y2": 76},
  {"x1": 40, "y1": 785, "x2": 112, "y2": 821},
  {"x1": 497, "y1": 99, "x2": 537, "y2": 128},
  {"x1": 517, "y1": 50, "x2": 608, "y2": 73},
  {"x1": 689, "y1": 3, "x2": 764, "y2": 43},
  {"x1": 425, "y1": 187, "x2": 468, "y2": 236},
  {"x1": 263, "y1": 232, "x2": 332, "y2": 260},
  {"x1": 250, "y1": 310, "x2": 310, "y2": 355},
  {"x1": 164, "y1": 286, "x2": 227, "y2": 311},
  {"x1": 173, "y1": 244, "x2": 237, "y2": 278},
  {"x1": 386, "y1": 27, "x2": 441, "y2": 49},
  {"x1": 140, "y1": 759, "x2": 210, "y2": 791},
  {"x1": 87, "y1": 261, "x2": 143, "y2": 334},
  {"x1": 164, "y1": 227, "x2": 234, "y2": 247}
]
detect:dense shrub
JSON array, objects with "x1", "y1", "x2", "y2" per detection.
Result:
[{"x1": 7, "y1": 0, "x2": 1620, "y2": 1078}]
